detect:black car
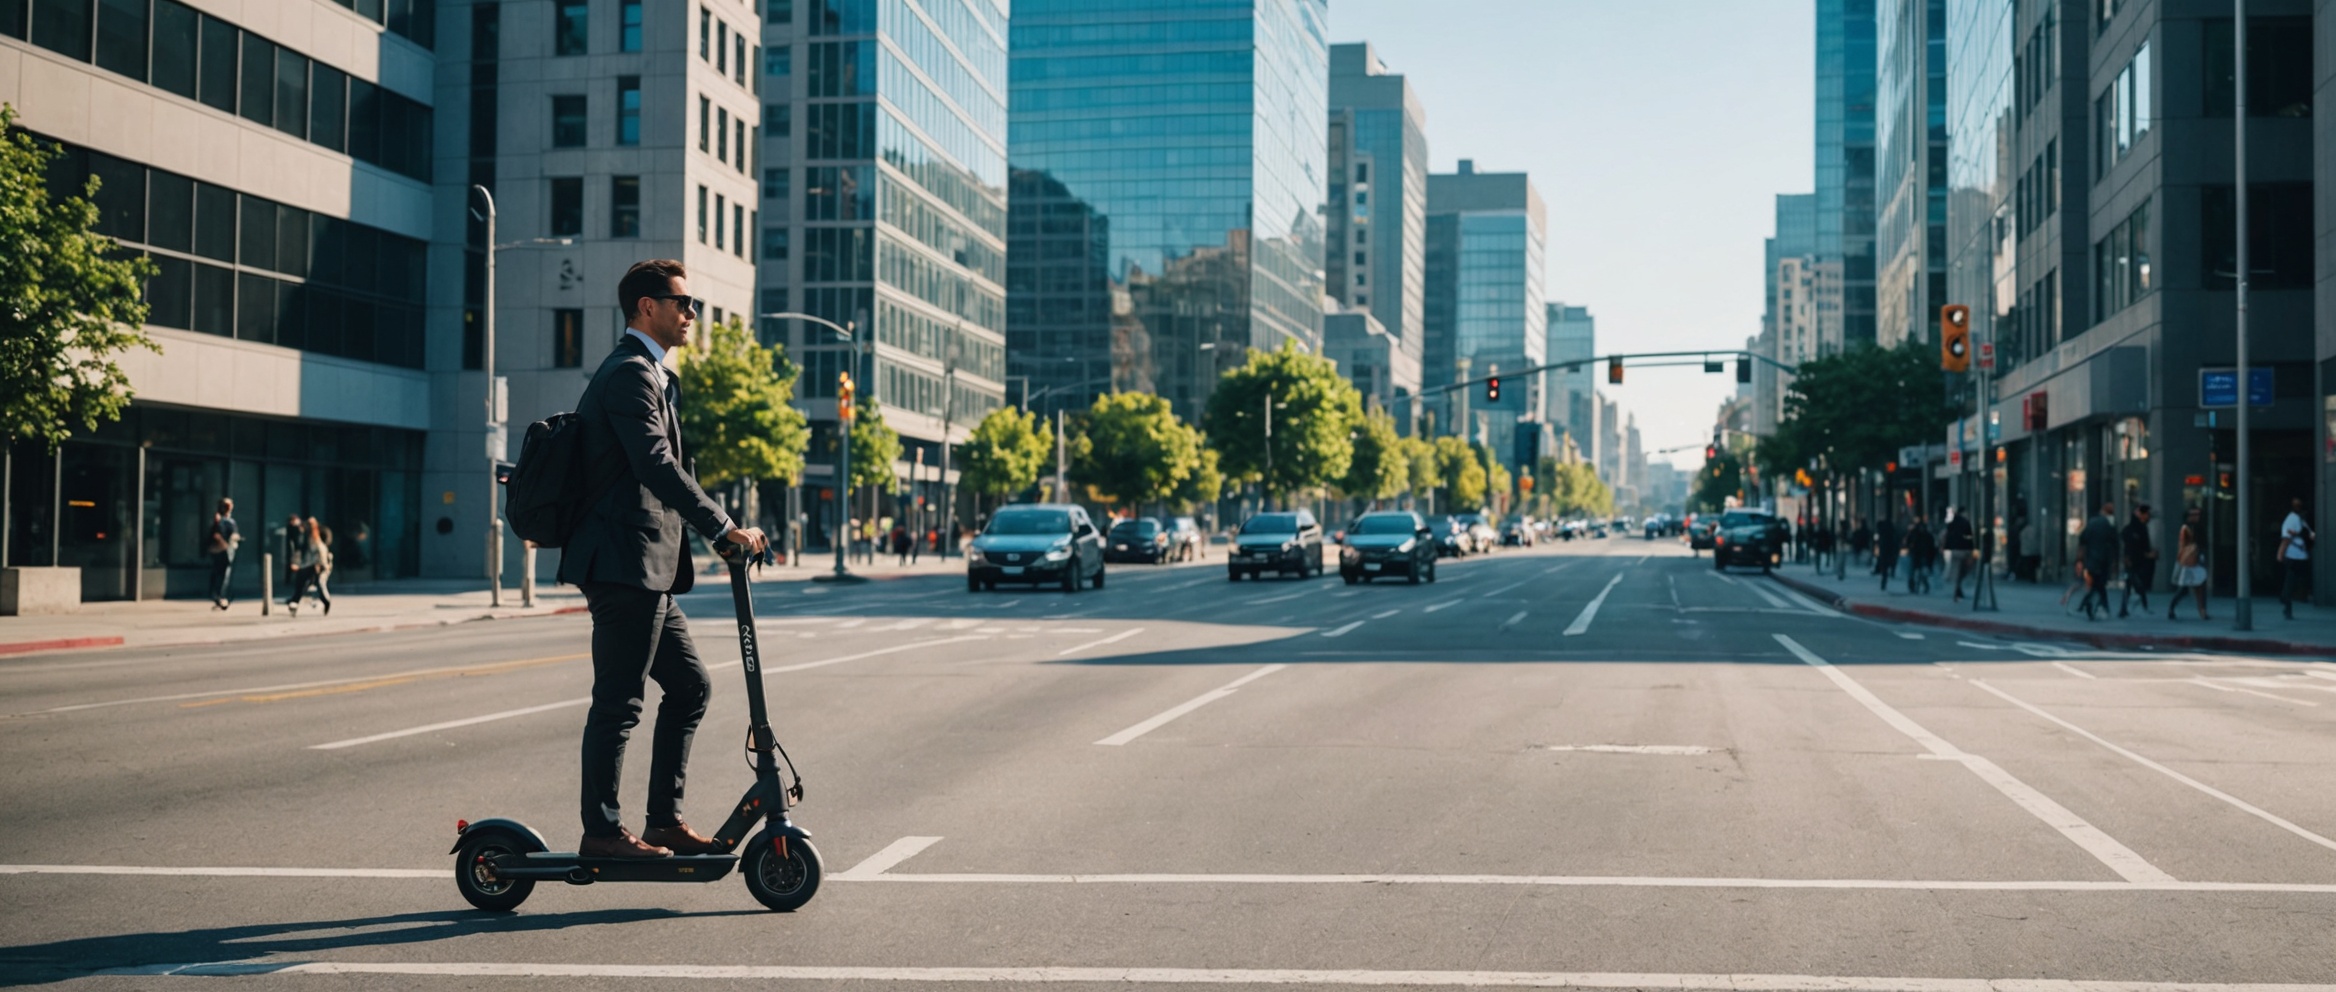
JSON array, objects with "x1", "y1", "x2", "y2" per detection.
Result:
[
  {"x1": 967, "y1": 504, "x2": 1106, "y2": 591},
  {"x1": 1423, "y1": 515, "x2": 1469, "y2": 557},
  {"x1": 1164, "y1": 517, "x2": 1204, "y2": 561},
  {"x1": 1713, "y1": 510, "x2": 1786, "y2": 572},
  {"x1": 1228, "y1": 510, "x2": 1325, "y2": 580},
  {"x1": 1103, "y1": 517, "x2": 1173, "y2": 564},
  {"x1": 1339, "y1": 511, "x2": 1439, "y2": 584}
]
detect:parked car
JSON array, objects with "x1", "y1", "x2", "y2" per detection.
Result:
[
  {"x1": 1229, "y1": 510, "x2": 1326, "y2": 580},
  {"x1": 1103, "y1": 517, "x2": 1173, "y2": 564},
  {"x1": 1424, "y1": 515, "x2": 1471, "y2": 557},
  {"x1": 1165, "y1": 517, "x2": 1205, "y2": 561},
  {"x1": 1500, "y1": 518, "x2": 1536, "y2": 547},
  {"x1": 1712, "y1": 510, "x2": 1787, "y2": 572},
  {"x1": 967, "y1": 503, "x2": 1106, "y2": 592},
  {"x1": 1339, "y1": 511, "x2": 1439, "y2": 584},
  {"x1": 1456, "y1": 513, "x2": 1499, "y2": 553},
  {"x1": 1688, "y1": 518, "x2": 1718, "y2": 552}
]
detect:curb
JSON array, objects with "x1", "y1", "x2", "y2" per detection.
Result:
[
  {"x1": 0, "y1": 636, "x2": 126, "y2": 657},
  {"x1": 1769, "y1": 571, "x2": 2336, "y2": 659},
  {"x1": 0, "y1": 604, "x2": 590, "y2": 661}
]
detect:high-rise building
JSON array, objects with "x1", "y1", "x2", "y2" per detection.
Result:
[
  {"x1": 1322, "y1": 309, "x2": 1414, "y2": 419},
  {"x1": 1326, "y1": 41, "x2": 1427, "y2": 430},
  {"x1": 1424, "y1": 160, "x2": 1544, "y2": 473},
  {"x1": 1757, "y1": 194, "x2": 1818, "y2": 435},
  {"x1": 1545, "y1": 302, "x2": 1595, "y2": 454},
  {"x1": 1006, "y1": 0, "x2": 1329, "y2": 423},
  {"x1": 758, "y1": 0, "x2": 1010, "y2": 527},
  {"x1": 1874, "y1": 0, "x2": 1948, "y2": 348},
  {"x1": 1596, "y1": 393, "x2": 1622, "y2": 490},
  {"x1": 1815, "y1": 0, "x2": 1877, "y2": 352}
]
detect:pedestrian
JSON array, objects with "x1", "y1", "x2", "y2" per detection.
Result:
[
  {"x1": 1941, "y1": 507, "x2": 1976, "y2": 600},
  {"x1": 2279, "y1": 496, "x2": 2313, "y2": 619},
  {"x1": 1903, "y1": 515, "x2": 1936, "y2": 595},
  {"x1": 2078, "y1": 501, "x2": 2119, "y2": 620},
  {"x1": 2118, "y1": 504, "x2": 2156, "y2": 618},
  {"x1": 891, "y1": 522, "x2": 911, "y2": 565},
  {"x1": 558, "y1": 259, "x2": 769, "y2": 860},
  {"x1": 285, "y1": 517, "x2": 332, "y2": 616},
  {"x1": 283, "y1": 511, "x2": 304, "y2": 593},
  {"x1": 1850, "y1": 519, "x2": 1872, "y2": 569},
  {"x1": 2171, "y1": 505, "x2": 2209, "y2": 621},
  {"x1": 205, "y1": 498, "x2": 239, "y2": 610},
  {"x1": 1874, "y1": 515, "x2": 1902, "y2": 591}
]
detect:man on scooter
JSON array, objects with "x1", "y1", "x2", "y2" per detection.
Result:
[{"x1": 558, "y1": 259, "x2": 768, "y2": 859}]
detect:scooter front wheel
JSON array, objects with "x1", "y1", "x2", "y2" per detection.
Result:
[
  {"x1": 743, "y1": 832, "x2": 822, "y2": 911},
  {"x1": 454, "y1": 832, "x2": 536, "y2": 912}
]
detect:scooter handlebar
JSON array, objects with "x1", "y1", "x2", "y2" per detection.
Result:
[{"x1": 719, "y1": 538, "x2": 774, "y2": 568}]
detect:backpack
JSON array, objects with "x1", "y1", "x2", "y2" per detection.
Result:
[{"x1": 502, "y1": 412, "x2": 588, "y2": 548}]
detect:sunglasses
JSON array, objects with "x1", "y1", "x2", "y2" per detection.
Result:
[{"x1": 644, "y1": 293, "x2": 704, "y2": 316}]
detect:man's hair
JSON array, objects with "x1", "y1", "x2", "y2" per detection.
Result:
[
  {"x1": 618, "y1": 259, "x2": 688, "y2": 323},
  {"x1": 217, "y1": 498, "x2": 233, "y2": 513}
]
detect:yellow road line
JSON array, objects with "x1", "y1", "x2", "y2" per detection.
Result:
[{"x1": 180, "y1": 654, "x2": 588, "y2": 708}]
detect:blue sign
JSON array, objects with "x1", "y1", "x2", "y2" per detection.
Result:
[{"x1": 2200, "y1": 368, "x2": 2273, "y2": 408}]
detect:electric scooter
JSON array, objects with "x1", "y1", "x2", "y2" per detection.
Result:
[{"x1": 450, "y1": 541, "x2": 822, "y2": 912}]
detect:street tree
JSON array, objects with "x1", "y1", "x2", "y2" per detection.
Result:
[
  {"x1": 1760, "y1": 341, "x2": 1958, "y2": 479},
  {"x1": 676, "y1": 317, "x2": 809, "y2": 490},
  {"x1": 848, "y1": 395, "x2": 903, "y2": 491},
  {"x1": 1172, "y1": 446, "x2": 1226, "y2": 513},
  {"x1": 1202, "y1": 341, "x2": 1364, "y2": 505},
  {"x1": 1339, "y1": 406, "x2": 1408, "y2": 507},
  {"x1": 1401, "y1": 437, "x2": 1442, "y2": 510},
  {"x1": 1692, "y1": 448, "x2": 1747, "y2": 512},
  {"x1": 0, "y1": 105, "x2": 158, "y2": 450},
  {"x1": 958, "y1": 405, "x2": 1052, "y2": 513},
  {"x1": 1072, "y1": 391, "x2": 1203, "y2": 512},
  {"x1": 1434, "y1": 436, "x2": 1487, "y2": 511}
]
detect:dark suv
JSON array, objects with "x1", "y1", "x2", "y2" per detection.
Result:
[
  {"x1": 1713, "y1": 510, "x2": 1786, "y2": 572},
  {"x1": 1104, "y1": 517, "x2": 1172, "y2": 564},
  {"x1": 1228, "y1": 510, "x2": 1325, "y2": 580},
  {"x1": 968, "y1": 504, "x2": 1106, "y2": 592},
  {"x1": 1339, "y1": 511, "x2": 1438, "y2": 584}
]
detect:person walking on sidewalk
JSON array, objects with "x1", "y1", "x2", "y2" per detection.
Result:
[
  {"x1": 285, "y1": 518, "x2": 332, "y2": 616},
  {"x1": 2118, "y1": 504, "x2": 2157, "y2": 618},
  {"x1": 1942, "y1": 507, "x2": 1976, "y2": 600},
  {"x1": 2078, "y1": 502, "x2": 2119, "y2": 620},
  {"x1": 1874, "y1": 515, "x2": 1902, "y2": 592},
  {"x1": 2279, "y1": 497, "x2": 2314, "y2": 619},
  {"x1": 205, "y1": 498, "x2": 240, "y2": 610},
  {"x1": 1903, "y1": 515, "x2": 1936, "y2": 595},
  {"x1": 891, "y1": 521, "x2": 912, "y2": 566},
  {"x1": 2172, "y1": 505, "x2": 2209, "y2": 621},
  {"x1": 1850, "y1": 519, "x2": 1872, "y2": 570}
]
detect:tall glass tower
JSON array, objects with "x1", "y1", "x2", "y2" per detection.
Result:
[
  {"x1": 1424, "y1": 161, "x2": 1545, "y2": 473},
  {"x1": 1815, "y1": 0, "x2": 1877, "y2": 352},
  {"x1": 1327, "y1": 42, "x2": 1428, "y2": 428},
  {"x1": 1006, "y1": 0, "x2": 1330, "y2": 422}
]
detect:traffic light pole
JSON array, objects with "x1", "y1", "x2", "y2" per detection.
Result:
[{"x1": 1416, "y1": 349, "x2": 1798, "y2": 400}]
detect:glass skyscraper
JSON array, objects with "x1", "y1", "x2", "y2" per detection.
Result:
[
  {"x1": 1545, "y1": 303, "x2": 1595, "y2": 460},
  {"x1": 1006, "y1": 0, "x2": 1330, "y2": 422},
  {"x1": 1424, "y1": 162, "x2": 1545, "y2": 472},
  {"x1": 1327, "y1": 42, "x2": 1428, "y2": 429},
  {"x1": 1815, "y1": 0, "x2": 1878, "y2": 352},
  {"x1": 1875, "y1": 0, "x2": 1949, "y2": 347}
]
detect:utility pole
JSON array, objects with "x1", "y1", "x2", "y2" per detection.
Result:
[
  {"x1": 2234, "y1": 0, "x2": 2254, "y2": 629},
  {"x1": 1054, "y1": 409, "x2": 1067, "y2": 502},
  {"x1": 939, "y1": 342, "x2": 958, "y2": 558},
  {"x1": 474, "y1": 186, "x2": 502, "y2": 608},
  {"x1": 1262, "y1": 393, "x2": 1273, "y2": 511}
]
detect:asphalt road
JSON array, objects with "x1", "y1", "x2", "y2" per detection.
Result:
[{"x1": 4, "y1": 538, "x2": 2334, "y2": 991}]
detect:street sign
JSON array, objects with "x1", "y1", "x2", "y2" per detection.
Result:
[
  {"x1": 1948, "y1": 448, "x2": 1963, "y2": 469},
  {"x1": 1978, "y1": 342, "x2": 1994, "y2": 371},
  {"x1": 2200, "y1": 368, "x2": 2273, "y2": 408},
  {"x1": 485, "y1": 423, "x2": 507, "y2": 462}
]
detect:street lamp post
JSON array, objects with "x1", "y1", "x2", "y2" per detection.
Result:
[
  {"x1": 469, "y1": 185, "x2": 571, "y2": 607},
  {"x1": 2232, "y1": 2, "x2": 2254, "y2": 630},
  {"x1": 762, "y1": 311, "x2": 864, "y2": 583},
  {"x1": 939, "y1": 322, "x2": 959, "y2": 558}
]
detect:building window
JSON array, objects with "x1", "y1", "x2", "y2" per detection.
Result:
[
  {"x1": 697, "y1": 185, "x2": 708, "y2": 243},
  {"x1": 734, "y1": 34, "x2": 745, "y2": 86},
  {"x1": 762, "y1": 167, "x2": 786, "y2": 201},
  {"x1": 735, "y1": 120, "x2": 747, "y2": 171},
  {"x1": 2203, "y1": 183, "x2": 2314, "y2": 291},
  {"x1": 150, "y1": 0, "x2": 197, "y2": 96},
  {"x1": 2092, "y1": 198, "x2": 2150, "y2": 322},
  {"x1": 94, "y1": 0, "x2": 148, "y2": 80},
  {"x1": 239, "y1": 33, "x2": 275, "y2": 127},
  {"x1": 273, "y1": 47, "x2": 308, "y2": 139},
  {"x1": 717, "y1": 105, "x2": 729, "y2": 161},
  {"x1": 552, "y1": 95, "x2": 587, "y2": 147},
  {"x1": 311, "y1": 65, "x2": 347, "y2": 151},
  {"x1": 733, "y1": 202, "x2": 745, "y2": 257},
  {"x1": 2095, "y1": 42, "x2": 2151, "y2": 178},
  {"x1": 552, "y1": 309, "x2": 584, "y2": 367},
  {"x1": 618, "y1": 0, "x2": 641, "y2": 51},
  {"x1": 610, "y1": 175, "x2": 641, "y2": 237},
  {"x1": 698, "y1": 6, "x2": 709, "y2": 59},
  {"x1": 770, "y1": 104, "x2": 791, "y2": 137},
  {"x1": 699, "y1": 95, "x2": 710, "y2": 151},
  {"x1": 196, "y1": 13, "x2": 235, "y2": 111},
  {"x1": 716, "y1": 19, "x2": 727, "y2": 74},
  {"x1": 749, "y1": 45, "x2": 760, "y2": 94},
  {"x1": 550, "y1": 177, "x2": 584, "y2": 236},
  {"x1": 763, "y1": 226, "x2": 788, "y2": 260},
  {"x1": 766, "y1": 45, "x2": 790, "y2": 79},
  {"x1": 615, "y1": 76, "x2": 640, "y2": 145},
  {"x1": 715, "y1": 192, "x2": 726, "y2": 249},
  {"x1": 555, "y1": 0, "x2": 587, "y2": 55},
  {"x1": 30, "y1": 0, "x2": 91, "y2": 60},
  {"x1": 2204, "y1": 18, "x2": 2313, "y2": 118}
]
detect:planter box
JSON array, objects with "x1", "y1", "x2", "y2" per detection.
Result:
[{"x1": 1, "y1": 567, "x2": 81, "y2": 615}]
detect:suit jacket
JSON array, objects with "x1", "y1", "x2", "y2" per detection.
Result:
[
  {"x1": 2079, "y1": 514, "x2": 2119, "y2": 571},
  {"x1": 555, "y1": 333, "x2": 735, "y2": 594}
]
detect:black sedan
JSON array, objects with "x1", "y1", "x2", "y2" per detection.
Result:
[
  {"x1": 1338, "y1": 511, "x2": 1438, "y2": 584},
  {"x1": 1423, "y1": 515, "x2": 1470, "y2": 557},
  {"x1": 1712, "y1": 510, "x2": 1786, "y2": 572},
  {"x1": 1103, "y1": 517, "x2": 1174, "y2": 564},
  {"x1": 1228, "y1": 510, "x2": 1326, "y2": 580}
]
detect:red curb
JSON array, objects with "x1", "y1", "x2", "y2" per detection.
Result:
[
  {"x1": 1770, "y1": 572, "x2": 2336, "y2": 658},
  {"x1": 0, "y1": 635, "x2": 126, "y2": 656}
]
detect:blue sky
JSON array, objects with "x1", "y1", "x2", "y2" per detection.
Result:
[{"x1": 1326, "y1": 0, "x2": 1815, "y2": 466}]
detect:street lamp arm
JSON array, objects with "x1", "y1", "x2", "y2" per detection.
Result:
[{"x1": 760, "y1": 311, "x2": 855, "y2": 341}]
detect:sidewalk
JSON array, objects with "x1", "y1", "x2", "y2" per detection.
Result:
[
  {"x1": 0, "y1": 550, "x2": 979, "y2": 659},
  {"x1": 1770, "y1": 558, "x2": 2336, "y2": 658}
]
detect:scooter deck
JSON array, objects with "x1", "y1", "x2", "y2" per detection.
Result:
[{"x1": 492, "y1": 852, "x2": 740, "y2": 884}]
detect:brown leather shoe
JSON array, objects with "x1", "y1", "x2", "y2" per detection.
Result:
[
  {"x1": 578, "y1": 829, "x2": 671, "y2": 859},
  {"x1": 640, "y1": 822, "x2": 720, "y2": 856}
]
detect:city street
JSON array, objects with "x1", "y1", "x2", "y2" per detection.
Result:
[{"x1": 4, "y1": 538, "x2": 2335, "y2": 990}]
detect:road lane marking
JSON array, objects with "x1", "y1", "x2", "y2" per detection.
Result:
[
  {"x1": 1563, "y1": 573, "x2": 1627, "y2": 636},
  {"x1": 1741, "y1": 581, "x2": 1794, "y2": 610},
  {"x1": 1246, "y1": 591, "x2": 1310, "y2": 605},
  {"x1": 181, "y1": 653, "x2": 591, "y2": 707},
  {"x1": 1894, "y1": 632, "x2": 1925, "y2": 640},
  {"x1": 2184, "y1": 677, "x2": 2318, "y2": 706},
  {"x1": 1370, "y1": 609, "x2": 1402, "y2": 619},
  {"x1": 1534, "y1": 744, "x2": 1715, "y2": 755},
  {"x1": 1773, "y1": 634, "x2": 2174, "y2": 884},
  {"x1": 1423, "y1": 599, "x2": 1467, "y2": 613},
  {"x1": 1095, "y1": 664, "x2": 1285, "y2": 746},
  {"x1": 1499, "y1": 610, "x2": 1528, "y2": 630},
  {"x1": 42, "y1": 654, "x2": 593, "y2": 714},
  {"x1": 833, "y1": 836, "x2": 943, "y2": 879},
  {"x1": 1320, "y1": 621, "x2": 1365, "y2": 638},
  {"x1": 1478, "y1": 580, "x2": 1529, "y2": 598},
  {"x1": 1768, "y1": 584, "x2": 1845, "y2": 617},
  {"x1": 95, "y1": 961, "x2": 2336, "y2": 988},
  {"x1": 2051, "y1": 661, "x2": 2097, "y2": 679},
  {"x1": 1058, "y1": 628, "x2": 1144, "y2": 657},
  {"x1": 1970, "y1": 678, "x2": 2336, "y2": 854},
  {"x1": 1710, "y1": 572, "x2": 1740, "y2": 586}
]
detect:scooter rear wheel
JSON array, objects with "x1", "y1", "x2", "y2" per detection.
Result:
[
  {"x1": 743, "y1": 833, "x2": 823, "y2": 912},
  {"x1": 454, "y1": 832, "x2": 535, "y2": 912}
]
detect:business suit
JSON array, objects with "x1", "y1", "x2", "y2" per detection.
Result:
[{"x1": 560, "y1": 330, "x2": 736, "y2": 839}]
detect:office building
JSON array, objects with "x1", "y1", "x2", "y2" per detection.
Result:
[
  {"x1": 1757, "y1": 194, "x2": 1817, "y2": 436},
  {"x1": 1875, "y1": 0, "x2": 1948, "y2": 348},
  {"x1": 1424, "y1": 159, "x2": 1545, "y2": 473},
  {"x1": 757, "y1": 0, "x2": 1009, "y2": 533},
  {"x1": 1006, "y1": 0, "x2": 1329, "y2": 423},
  {"x1": 1327, "y1": 41, "x2": 1426, "y2": 431},
  {"x1": 1324, "y1": 309, "x2": 1414, "y2": 421},
  {"x1": 1815, "y1": 0, "x2": 1877, "y2": 352},
  {"x1": 1546, "y1": 302, "x2": 1595, "y2": 455}
]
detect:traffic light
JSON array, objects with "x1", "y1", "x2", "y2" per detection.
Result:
[
  {"x1": 1705, "y1": 445, "x2": 1718, "y2": 462},
  {"x1": 1736, "y1": 359, "x2": 1752, "y2": 384},
  {"x1": 1939, "y1": 304, "x2": 1971, "y2": 373},
  {"x1": 1607, "y1": 357, "x2": 1623, "y2": 385},
  {"x1": 1485, "y1": 376, "x2": 1501, "y2": 402},
  {"x1": 837, "y1": 372, "x2": 856, "y2": 422}
]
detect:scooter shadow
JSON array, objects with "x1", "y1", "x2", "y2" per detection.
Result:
[{"x1": 0, "y1": 907, "x2": 764, "y2": 987}]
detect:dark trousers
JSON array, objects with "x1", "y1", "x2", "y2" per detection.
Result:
[
  {"x1": 2120, "y1": 563, "x2": 2153, "y2": 614},
  {"x1": 2281, "y1": 558, "x2": 2310, "y2": 614},
  {"x1": 579, "y1": 582, "x2": 712, "y2": 838},
  {"x1": 207, "y1": 552, "x2": 234, "y2": 603},
  {"x1": 2082, "y1": 560, "x2": 2113, "y2": 616}
]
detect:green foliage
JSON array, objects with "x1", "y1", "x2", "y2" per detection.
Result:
[
  {"x1": 1172, "y1": 446, "x2": 1226, "y2": 511},
  {"x1": 1072, "y1": 391, "x2": 1204, "y2": 509},
  {"x1": 1761, "y1": 341, "x2": 1960, "y2": 478},
  {"x1": 848, "y1": 395, "x2": 903, "y2": 490},
  {"x1": 0, "y1": 105, "x2": 159, "y2": 450},
  {"x1": 1400, "y1": 436, "x2": 1442, "y2": 498},
  {"x1": 676, "y1": 318, "x2": 809, "y2": 488},
  {"x1": 1201, "y1": 341, "x2": 1364, "y2": 502},
  {"x1": 1433, "y1": 437, "x2": 1486, "y2": 510},
  {"x1": 1532, "y1": 459, "x2": 1613, "y2": 519},
  {"x1": 1339, "y1": 406, "x2": 1408, "y2": 503},
  {"x1": 959, "y1": 405, "x2": 1051, "y2": 501},
  {"x1": 1692, "y1": 448, "x2": 1746, "y2": 512}
]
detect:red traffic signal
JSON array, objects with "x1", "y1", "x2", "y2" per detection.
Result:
[
  {"x1": 1705, "y1": 445, "x2": 1718, "y2": 461},
  {"x1": 1485, "y1": 376, "x2": 1501, "y2": 402}
]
